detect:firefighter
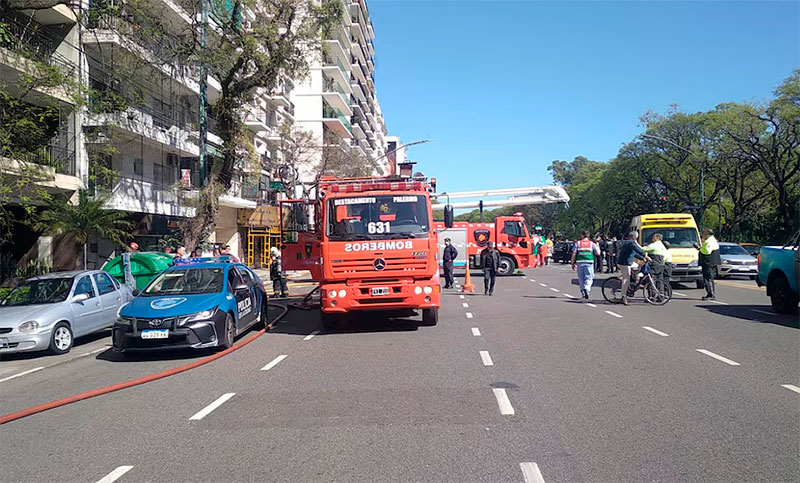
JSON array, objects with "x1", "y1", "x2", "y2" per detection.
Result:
[
  {"x1": 571, "y1": 231, "x2": 601, "y2": 299},
  {"x1": 270, "y1": 246, "x2": 289, "y2": 298},
  {"x1": 442, "y1": 238, "x2": 458, "y2": 289},
  {"x1": 480, "y1": 242, "x2": 501, "y2": 295}
]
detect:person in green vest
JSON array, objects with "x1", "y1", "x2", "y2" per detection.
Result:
[
  {"x1": 571, "y1": 230, "x2": 601, "y2": 299},
  {"x1": 694, "y1": 228, "x2": 721, "y2": 300},
  {"x1": 644, "y1": 233, "x2": 672, "y2": 285}
]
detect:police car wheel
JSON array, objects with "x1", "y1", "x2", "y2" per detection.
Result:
[{"x1": 221, "y1": 313, "x2": 235, "y2": 349}]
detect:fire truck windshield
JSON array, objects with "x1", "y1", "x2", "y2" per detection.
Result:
[{"x1": 327, "y1": 195, "x2": 430, "y2": 241}]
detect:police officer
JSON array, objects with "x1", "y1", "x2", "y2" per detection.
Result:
[
  {"x1": 480, "y1": 242, "x2": 501, "y2": 295},
  {"x1": 695, "y1": 228, "x2": 721, "y2": 300},
  {"x1": 442, "y1": 238, "x2": 458, "y2": 289}
]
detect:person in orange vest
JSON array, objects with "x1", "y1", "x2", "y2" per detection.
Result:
[{"x1": 571, "y1": 230, "x2": 601, "y2": 299}]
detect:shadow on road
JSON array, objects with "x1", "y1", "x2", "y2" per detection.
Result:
[
  {"x1": 96, "y1": 346, "x2": 217, "y2": 363},
  {"x1": 268, "y1": 305, "x2": 421, "y2": 336},
  {"x1": 0, "y1": 329, "x2": 113, "y2": 362},
  {"x1": 701, "y1": 304, "x2": 799, "y2": 329}
]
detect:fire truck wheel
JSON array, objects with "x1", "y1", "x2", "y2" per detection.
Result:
[
  {"x1": 497, "y1": 255, "x2": 516, "y2": 276},
  {"x1": 421, "y1": 308, "x2": 439, "y2": 326},
  {"x1": 321, "y1": 312, "x2": 340, "y2": 331}
]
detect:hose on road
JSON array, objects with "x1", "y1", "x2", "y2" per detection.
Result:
[{"x1": 0, "y1": 301, "x2": 293, "y2": 426}]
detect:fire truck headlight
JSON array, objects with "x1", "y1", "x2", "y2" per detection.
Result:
[
  {"x1": 423, "y1": 286, "x2": 433, "y2": 295},
  {"x1": 414, "y1": 286, "x2": 423, "y2": 295},
  {"x1": 328, "y1": 290, "x2": 338, "y2": 298},
  {"x1": 338, "y1": 289, "x2": 347, "y2": 298}
]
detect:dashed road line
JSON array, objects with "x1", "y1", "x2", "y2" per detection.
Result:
[
  {"x1": 781, "y1": 384, "x2": 800, "y2": 394},
  {"x1": 563, "y1": 293, "x2": 575, "y2": 298},
  {"x1": 519, "y1": 462, "x2": 546, "y2": 483},
  {"x1": 587, "y1": 303, "x2": 597, "y2": 308},
  {"x1": 459, "y1": 295, "x2": 465, "y2": 299},
  {"x1": 549, "y1": 287, "x2": 559, "y2": 292},
  {"x1": 0, "y1": 367, "x2": 45, "y2": 383},
  {"x1": 752, "y1": 309, "x2": 775, "y2": 316},
  {"x1": 672, "y1": 291, "x2": 688, "y2": 297},
  {"x1": 466, "y1": 312, "x2": 474, "y2": 319},
  {"x1": 479, "y1": 350, "x2": 494, "y2": 366},
  {"x1": 492, "y1": 388, "x2": 515, "y2": 415},
  {"x1": 709, "y1": 300, "x2": 729, "y2": 305},
  {"x1": 539, "y1": 283, "x2": 547, "y2": 287},
  {"x1": 462, "y1": 302, "x2": 470, "y2": 308},
  {"x1": 303, "y1": 330, "x2": 320, "y2": 341},
  {"x1": 529, "y1": 278, "x2": 536, "y2": 282},
  {"x1": 605, "y1": 310, "x2": 623, "y2": 318},
  {"x1": 80, "y1": 347, "x2": 109, "y2": 357},
  {"x1": 471, "y1": 327, "x2": 481, "y2": 336},
  {"x1": 260, "y1": 354, "x2": 288, "y2": 371},
  {"x1": 189, "y1": 393, "x2": 236, "y2": 421},
  {"x1": 642, "y1": 326, "x2": 669, "y2": 337},
  {"x1": 696, "y1": 349, "x2": 740, "y2": 366},
  {"x1": 96, "y1": 466, "x2": 134, "y2": 483}
]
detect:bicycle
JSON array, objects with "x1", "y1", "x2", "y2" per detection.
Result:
[{"x1": 602, "y1": 261, "x2": 672, "y2": 305}]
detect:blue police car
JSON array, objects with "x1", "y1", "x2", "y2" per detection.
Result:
[{"x1": 112, "y1": 258, "x2": 267, "y2": 352}]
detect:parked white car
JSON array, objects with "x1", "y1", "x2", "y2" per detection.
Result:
[
  {"x1": 718, "y1": 242, "x2": 759, "y2": 279},
  {"x1": 0, "y1": 270, "x2": 134, "y2": 355}
]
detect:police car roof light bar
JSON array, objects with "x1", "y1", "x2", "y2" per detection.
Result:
[{"x1": 173, "y1": 256, "x2": 234, "y2": 265}]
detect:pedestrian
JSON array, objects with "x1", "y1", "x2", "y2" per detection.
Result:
[
  {"x1": 595, "y1": 235, "x2": 606, "y2": 273},
  {"x1": 269, "y1": 246, "x2": 288, "y2": 298},
  {"x1": 219, "y1": 244, "x2": 240, "y2": 262},
  {"x1": 480, "y1": 241, "x2": 501, "y2": 295},
  {"x1": 531, "y1": 233, "x2": 540, "y2": 268},
  {"x1": 442, "y1": 237, "x2": 457, "y2": 289},
  {"x1": 545, "y1": 236, "x2": 554, "y2": 266},
  {"x1": 694, "y1": 228, "x2": 721, "y2": 300},
  {"x1": 644, "y1": 233, "x2": 672, "y2": 286},
  {"x1": 606, "y1": 236, "x2": 617, "y2": 273},
  {"x1": 616, "y1": 231, "x2": 648, "y2": 306},
  {"x1": 571, "y1": 231, "x2": 601, "y2": 299},
  {"x1": 536, "y1": 234, "x2": 547, "y2": 268}
]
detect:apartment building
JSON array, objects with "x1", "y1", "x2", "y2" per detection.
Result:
[
  {"x1": 0, "y1": 5, "x2": 85, "y2": 278},
  {"x1": 292, "y1": 0, "x2": 389, "y2": 183}
]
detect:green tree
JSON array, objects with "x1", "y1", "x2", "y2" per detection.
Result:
[{"x1": 35, "y1": 190, "x2": 134, "y2": 269}]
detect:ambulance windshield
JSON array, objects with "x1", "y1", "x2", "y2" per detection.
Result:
[{"x1": 327, "y1": 195, "x2": 430, "y2": 240}]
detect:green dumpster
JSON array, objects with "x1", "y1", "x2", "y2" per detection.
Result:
[{"x1": 102, "y1": 252, "x2": 175, "y2": 291}]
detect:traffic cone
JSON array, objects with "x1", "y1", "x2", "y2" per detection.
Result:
[{"x1": 462, "y1": 265, "x2": 475, "y2": 293}]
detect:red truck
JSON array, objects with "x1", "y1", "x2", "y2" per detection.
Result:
[{"x1": 434, "y1": 212, "x2": 536, "y2": 276}]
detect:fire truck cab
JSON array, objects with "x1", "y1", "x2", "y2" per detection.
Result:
[
  {"x1": 281, "y1": 174, "x2": 443, "y2": 329},
  {"x1": 435, "y1": 213, "x2": 535, "y2": 276}
]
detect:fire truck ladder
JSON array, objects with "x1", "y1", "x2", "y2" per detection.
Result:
[{"x1": 430, "y1": 186, "x2": 569, "y2": 210}]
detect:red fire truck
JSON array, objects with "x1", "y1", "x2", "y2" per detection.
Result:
[
  {"x1": 280, "y1": 170, "x2": 445, "y2": 329},
  {"x1": 434, "y1": 213, "x2": 536, "y2": 276}
]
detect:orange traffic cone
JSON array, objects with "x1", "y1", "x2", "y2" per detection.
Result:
[{"x1": 462, "y1": 264, "x2": 475, "y2": 293}]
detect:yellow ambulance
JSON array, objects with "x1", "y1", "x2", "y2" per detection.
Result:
[{"x1": 630, "y1": 213, "x2": 703, "y2": 288}]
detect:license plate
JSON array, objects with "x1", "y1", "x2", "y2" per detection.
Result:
[
  {"x1": 738, "y1": 267, "x2": 751, "y2": 271},
  {"x1": 141, "y1": 329, "x2": 168, "y2": 339},
  {"x1": 371, "y1": 287, "x2": 390, "y2": 296},
  {"x1": 0, "y1": 337, "x2": 8, "y2": 348}
]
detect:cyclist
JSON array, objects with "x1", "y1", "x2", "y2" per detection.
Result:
[{"x1": 616, "y1": 231, "x2": 648, "y2": 306}]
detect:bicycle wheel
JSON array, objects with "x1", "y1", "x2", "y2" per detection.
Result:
[
  {"x1": 644, "y1": 277, "x2": 672, "y2": 305},
  {"x1": 602, "y1": 277, "x2": 624, "y2": 303}
]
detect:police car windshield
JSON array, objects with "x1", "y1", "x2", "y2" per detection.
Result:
[
  {"x1": 143, "y1": 268, "x2": 224, "y2": 296},
  {"x1": 642, "y1": 228, "x2": 699, "y2": 248},
  {"x1": 327, "y1": 195, "x2": 430, "y2": 241}
]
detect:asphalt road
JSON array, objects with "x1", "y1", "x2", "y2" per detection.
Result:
[{"x1": 1, "y1": 265, "x2": 797, "y2": 482}]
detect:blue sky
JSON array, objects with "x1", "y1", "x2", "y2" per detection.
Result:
[{"x1": 369, "y1": 0, "x2": 799, "y2": 194}]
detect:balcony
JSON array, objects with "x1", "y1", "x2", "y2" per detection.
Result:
[
  {"x1": 85, "y1": 105, "x2": 200, "y2": 156},
  {"x1": 243, "y1": 107, "x2": 276, "y2": 135},
  {"x1": 105, "y1": 176, "x2": 195, "y2": 217},
  {"x1": 322, "y1": 78, "x2": 352, "y2": 115},
  {"x1": 323, "y1": 102, "x2": 353, "y2": 138}
]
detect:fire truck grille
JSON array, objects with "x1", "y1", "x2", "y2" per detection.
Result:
[{"x1": 332, "y1": 257, "x2": 428, "y2": 275}]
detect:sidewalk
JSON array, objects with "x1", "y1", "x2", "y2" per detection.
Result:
[{"x1": 252, "y1": 269, "x2": 317, "y2": 296}]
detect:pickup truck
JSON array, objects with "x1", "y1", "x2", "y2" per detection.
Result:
[{"x1": 757, "y1": 232, "x2": 799, "y2": 314}]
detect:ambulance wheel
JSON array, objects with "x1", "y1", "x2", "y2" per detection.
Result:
[
  {"x1": 321, "y1": 312, "x2": 340, "y2": 331},
  {"x1": 497, "y1": 255, "x2": 516, "y2": 276},
  {"x1": 421, "y1": 308, "x2": 439, "y2": 326}
]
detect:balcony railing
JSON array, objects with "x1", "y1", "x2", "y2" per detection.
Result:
[{"x1": 323, "y1": 103, "x2": 352, "y2": 133}]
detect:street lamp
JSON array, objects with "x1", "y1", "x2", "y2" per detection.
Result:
[
  {"x1": 639, "y1": 134, "x2": 705, "y2": 228},
  {"x1": 373, "y1": 139, "x2": 432, "y2": 171}
]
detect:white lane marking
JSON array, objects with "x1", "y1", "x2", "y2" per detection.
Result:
[
  {"x1": 587, "y1": 303, "x2": 597, "y2": 308},
  {"x1": 459, "y1": 295, "x2": 465, "y2": 299},
  {"x1": 696, "y1": 349, "x2": 740, "y2": 366},
  {"x1": 710, "y1": 300, "x2": 729, "y2": 305},
  {"x1": 95, "y1": 465, "x2": 134, "y2": 483},
  {"x1": 303, "y1": 330, "x2": 320, "y2": 341},
  {"x1": 471, "y1": 327, "x2": 481, "y2": 336},
  {"x1": 642, "y1": 326, "x2": 669, "y2": 337},
  {"x1": 563, "y1": 293, "x2": 575, "y2": 298},
  {"x1": 260, "y1": 354, "x2": 288, "y2": 371},
  {"x1": 781, "y1": 384, "x2": 800, "y2": 394},
  {"x1": 466, "y1": 312, "x2": 474, "y2": 319},
  {"x1": 493, "y1": 388, "x2": 515, "y2": 415},
  {"x1": 462, "y1": 303, "x2": 469, "y2": 308},
  {"x1": 0, "y1": 366, "x2": 45, "y2": 383},
  {"x1": 752, "y1": 309, "x2": 775, "y2": 316},
  {"x1": 605, "y1": 310, "x2": 623, "y2": 318},
  {"x1": 189, "y1": 393, "x2": 236, "y2": 420},
  {"x1": 539, "y1": 283, "x2": 547, "y2": 287},
  {"x1": 529, "y1": 278, "x2": 536, "y2": 282},
  {"x1": 549, "y1": 287, "x2": 559, "y2": 292},
  {"x1": 519, "y1": 462, "x2": 546, "y2": 483},
  {"x1": 672, "y1": 291, "x2": 688, "y2": 297},
  {"x1": 79, "y1": 347, "x2": 109, "y2": 357},
  {"x1": 480, "y1": 350, "x2": 494, "y2": 366}
]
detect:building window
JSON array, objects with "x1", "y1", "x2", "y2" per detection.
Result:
[{"x1": 133, "y1": 158, "x2": 143, "y2": 176}]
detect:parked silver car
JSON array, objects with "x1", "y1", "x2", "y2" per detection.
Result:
[
  {"x1": 718, "y1": 242, "x2": 759, "y2": 279},
  {"x1": 0, "y1": 270, "x2": 134, "y2": 355}
]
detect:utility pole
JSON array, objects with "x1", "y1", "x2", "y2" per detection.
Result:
[{"x1": 198, "y1": 0, "x2": 209, "y2": 187}]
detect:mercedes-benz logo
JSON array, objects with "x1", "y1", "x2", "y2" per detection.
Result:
[
  {"x1": 148, "y1": 318, "x2": 162, "y2": 327},
  {"x1": 373, "y1": 258, "x2": 386, "y2": 271}
]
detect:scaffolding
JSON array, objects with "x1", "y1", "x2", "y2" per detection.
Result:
[{"x1": 246, "y1": 227, "x2": 280, "y2": 269}]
